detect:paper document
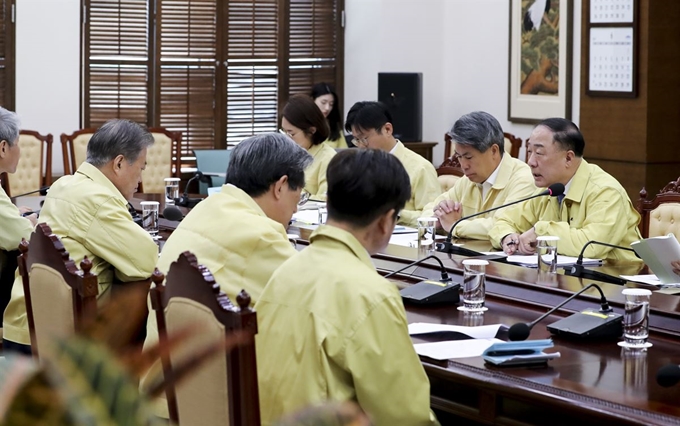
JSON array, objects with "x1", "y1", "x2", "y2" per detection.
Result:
[
  {"x1": 408, "y1": 323, "x2": 506, "y2": 340},
  {"x1": 292, "y1": 210, "x2": 320, "y2": 225},
  {"x1": 414, "y1": 338, "x2": 503, "y2": 360},
  {"x1": 620, "y1": 274, "x2": 663, "y2": 286},
  {"x1": 631, "y1": 234, "x2": 680, "y2": 284},
  {"x1": 506, "y1": 255, "x2": 602, "y2": 268},
  {"x1": 389, "y1": 234, "x2": 449, "y2": 248}
]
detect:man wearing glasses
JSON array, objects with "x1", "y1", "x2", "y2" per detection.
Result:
[
  {"x1": 345, "y1": 101, "x2": 440, "y2": 227},
  {"x1": 422, "y1": 111, "x2": 535, "y2": 240}
]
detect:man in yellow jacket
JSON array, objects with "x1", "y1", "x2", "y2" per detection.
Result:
[
  {"x1": 0, "y1": 108, "x2": 38, "y2": 355},
  {"x1": 141, "y1": 132, "x2": 311, "y2": 418},
  {"x1": 3, "y1": 119, "x2": 159, "y2": 354},
  {"x1": 345, "y1": 101, "x2": 440, "y2": 227},
  {"x1": 489, "y1": 118, "x2": 641, "y2": 261},
  {"x1": 256, "y1": 149, "x2": 439, "y2": 426},
  {"x1": 422, "y1": 111, "x2": 535, "y2": 240}
]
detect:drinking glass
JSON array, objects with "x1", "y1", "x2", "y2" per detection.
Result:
[
  {"x1": 458, "y1": 259, "x2": 488, "y2": 312},
  {"x1": 537, "y1": 236, "x2": 559, "y2": 274},
  {"x1": 317, "y1": 206, "x2": 328, "y2": 225},
  {"x1": 164, "y1": 178, "x2": 180, "y2": 205},
  {"x1": 140, "y1": 201, "x2": 160, "y2": 237},
  {"x1": 417, "y1": 217, "x2": 438, "y2": 257},
  {"x1": 618, "y1": 288, "x2": 652, "y2": 349}
]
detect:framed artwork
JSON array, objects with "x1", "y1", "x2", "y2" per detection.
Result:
[{"x1": 508, "y1": 0, "x2": 573, "y2": 123}]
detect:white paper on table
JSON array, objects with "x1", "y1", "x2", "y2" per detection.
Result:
[
  {"x1": 480, "y1": 251, "x2": 508, "y2": 257},
  {"x1": 619, "y1": 274, "x2": 680, "y2": 286},
  {"x1": 389, "y1": 233, "x2": 453, "y2": 248},
  {"x1": 506, "y1": 255, "x2": 602, "y2": 267},
  {"x1": 292, "y1": 209, "x2": 320, "y2": 225},
  {"x1": 414, "y1": 338, "x2": 504, "y2": 360},
  {"x1": 408, "y1": 323, "x2": 506, "y2": 339}
]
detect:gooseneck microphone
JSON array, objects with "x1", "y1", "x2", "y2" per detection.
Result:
[
  {"x1": 508, "y1": 282, "x2": 619, "y2": 341},
  {"x1": 384, "y1": 255, "x2": 460, "y2": 304},
  {"x1": 162, "y1": 205, "x2": 184, "y2": 222},
  {"x1": 437, "y1": 183, "x2": 565, "y2": 255},
  {"x1": 563, "y1": 240, "x2": 640, "y2": 285},
  {"x1": 175, "y1": 171, "x2": 211, "y2": 208},
  {"x1": 657, "y1": 364, "x2": 680, "y2": 387},
  {"x1": 10, "y1": 186, "x2": 50, "y2": 198}
]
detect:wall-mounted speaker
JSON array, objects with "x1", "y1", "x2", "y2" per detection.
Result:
[{"x1": 378, "y1": 72, "x2": 422, "y2": 142}]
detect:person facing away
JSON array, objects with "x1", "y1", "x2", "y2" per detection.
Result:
[
  {"x1": 345, "y1": 101, "x2": 440, "y2": 228},
  {"x1": 311, "y1": 82, "x2": 348, "y2": 149},
  {"x1": 141, "y1": 132, "x2": 312, "y2": 418},
  {"x1": 0, "y1": 108, "x2": 37, "y2": 336},
  {"x1": 256, "y1": 149, "x2": 439, "y2": 426},
  {"x1": 489, "y1": 117, "x2": 642, "y2": 261},
  {"x1": 421, "y1": 111, "x2": 535, "y2": 240},
  {"x1": 281, "y1": 94, "x2": 335, "y2": 201},
  {"x1": 3, "y1": 119, "x2": 159, "y2": 354}
]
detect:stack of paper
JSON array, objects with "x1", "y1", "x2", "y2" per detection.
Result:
[
  {"x1": 506, "y1": 255, "x2": 602, "y2": 268},
  {"x1": 631, "y1": 234, "x2": 680, "y2": 284},
  {"x1": 409, "y1": 323, "x2": 508, "y2": 360},
  {"x1": 408, "y1": 323, "x2": 506, "y2": 339}
]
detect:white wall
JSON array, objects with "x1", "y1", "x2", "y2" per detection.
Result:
[
  {"x1": 345, "y1": 0, "x2": 582, "y2": 163},
  {"x1": 16, "y1": 0, "x2": 80, "y2": 176}
]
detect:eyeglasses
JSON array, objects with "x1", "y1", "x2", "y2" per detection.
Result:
[
  {"x1": 298, "y1": 191, "x2": 311, "y2": 206},
  {"x1": 279, "y1": 128, "x2": 298, "y2": 138},
  {"x1": 351, "y1": 126, "x2": 382, "y2": 147}
]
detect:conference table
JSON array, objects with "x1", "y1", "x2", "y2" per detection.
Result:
[{"x1": 22, "y1": 193, "x2": 680, "y2": 425}]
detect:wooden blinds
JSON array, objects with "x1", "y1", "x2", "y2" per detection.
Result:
[
  {"x1": 0, "y1": 0, "x2": 15, "y2": 110},
  {"x1": 82, "y1": 0, "x2": 343, "y2": 153}
]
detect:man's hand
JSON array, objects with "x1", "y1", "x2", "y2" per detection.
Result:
[
  {"x1": 672, "y1": 260, "x2": 680, "y2": 276},
  {"x1": 25, "y1": 213, "x2": 38, "y2": 226},
  {"x1": 518, "y1": 228, "x2": 538, "y2": 254},
  {"x1": 433, "y1": 200, "x2": 462, "y2": 233},
  {"x1": 18, "y1": 206, "x2": 32, "y2": 215},
  {"x1": 501, "y1": 233, "x2": 521, "y2": 255}
]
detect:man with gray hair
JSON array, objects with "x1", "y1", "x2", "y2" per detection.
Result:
[
  {"x1": 0, "y1": 108, "x2": 36, "y2": 353},
  {"x1": 3, "y1": 119, "x2": 159, "y2": 354},
  {"x1": 141, "y1": 132, "x2": 312, "y2": 418},
  {"x1": 422, "y1": 111, "x2": 535, "y2": 240}
]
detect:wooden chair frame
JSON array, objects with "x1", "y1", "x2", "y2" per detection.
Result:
[
  {"x1": 150, "y1": 251, "x2": 260, "y2": 426},
  {"x1": 60, "y1": 128, "x2": 97, "y2": 176},
  {"x1": 436, "y1": 131, "x2": 523, "y2": 178},
  {"x1": 637, "y1": 177, "x2": 680, "y2": 238},
  {"x1": 17, "y1": 223, "x2": 98, "y2": 359},
  {"x1": 1, "y1": 130, "x2": 54, "y2": 197}
]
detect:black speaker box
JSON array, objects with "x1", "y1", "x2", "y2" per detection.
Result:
[{"x1": 378, "y1": 72, "x2": 422, "y2": 142}]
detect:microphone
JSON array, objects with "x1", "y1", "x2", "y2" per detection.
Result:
[
  {"x1": 508, "y1": 282, "x2": 622, "y2": 341},
  {"x1": 162, "y1": 205, "x2": 184, "y2": 222},
  {"x1": 175, "y1": 171, "x2": 210, "y2": 208},
  {"x1": 384, "y1": 255, "x2": 460, "y2": 304},
  {"x1": 437, "y1": 183, "x2": 565, "y2": 255},
  {"x1": 657, "y1": 364, "x2": 680, "y2": 387},
  {"x1": 10, "y1": 186, "x2": 50, "y2": 198},
  {"x1": 563, "y1": 240, "x2": 640, "y2": 285}
]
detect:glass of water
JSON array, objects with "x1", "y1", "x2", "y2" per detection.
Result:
[
  {"x1": 140, "y1": 201, "x2": 160, "y2": 238},
  {"x1": 417, "y1": 217, "x2": 438, "y2": 257},
  {"x1": 317, "y1": 206, "x2": 328, "y2": 225},
  {"x1": 618, "y1": 288, "x2": 652, "y2": 349},
  {"x1": 536, "y1": 236, "x2": 559, "y2": 274},
  {"x1": 458, "y1": 259, "x2": 488, "y2": 312},
  {"x1": 164, "y1": 178, "x2": 180, "y2": 205}
]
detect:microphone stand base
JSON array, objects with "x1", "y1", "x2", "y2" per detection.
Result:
[
  {"x1": 547, "y1": 309, "x2": 623, "y2": 340},
  {"x1": 436, "y1": 242, "x2": 483, "y2": 257}
]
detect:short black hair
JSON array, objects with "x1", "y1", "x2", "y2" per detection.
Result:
[
  {"x1": 282, "y1": 95, "x2": 330, "y2": 145},
  {"x1": 226, "y1": 132, "x2": 313, "y2": 197},
  {"x1": 311, "y1": 83, "x2": 343, "y2": 141},
  {"x1": 536, "y1": 118, "x2": 585, "y2": 157},
  {"x1": 326, "y1": 149, "x2": 411, "y2": 227},
  {"x1": 344, "y1": 101, "x2": 392, "y2": 134}
]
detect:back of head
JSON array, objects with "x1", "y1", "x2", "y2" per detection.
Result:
[
  {"x1": 311, "y1": 83, "x2": 343, "y2": 141},
  {"x1": 0, "y1": 107, "x2": 20, "y2": 146},
  {"x1": 226, "y1": 132, "x2": 313, "y2": 197},
  {"x1": 86, "y1": 119, "x2": 154, "y2": 167},
  {"x1": 449, "y1": 111, "x2": 504, "y2": 157},
  {"x1": 282, "y1": 95, "x2": 330, "y2": 145},
  {"x1": 535, "y1": 117, "x2": 585, "y2": 157},
  {"x1": 344, "y1": 101, "x2": 392, "y2": 134},
  {"x1": 326, "y1": 149, "x2": 410, "y2": 228}
]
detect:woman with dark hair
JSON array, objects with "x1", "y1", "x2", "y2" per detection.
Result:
[
  {"x1": 281, "y1": 94, "x2": 336, "y2": 201},
  {"x1": 311, "y1": 83, "x2": 348, "y2": 149}
]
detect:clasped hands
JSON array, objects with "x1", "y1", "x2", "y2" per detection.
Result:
[
  {"x1": 433, "y1": 200, "x2": 462, "y2": 232},
  {"x1": 501, "y1": 228, "x2": 538, "y2": 255}
]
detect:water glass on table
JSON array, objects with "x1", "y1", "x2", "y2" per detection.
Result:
[
  {"x1": 417, "y1": 217, "x2": 438, "y2": 257},
  {"x1": 458, "y1": 259, "x2": 488, "y2": 313},
  {"x1": 140, "y1": 201, "x2": 160, "y2": 238},
  {"x1": 537, "y1": 236, "x2": 559, "y2": 274},
  {"x1": 618, "y1": 288, "x2": 652, "y2": 349},
  {"x1": 164, "y1": 178, "x2": 180, "y2": 205}
]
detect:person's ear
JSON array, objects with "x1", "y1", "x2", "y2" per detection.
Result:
[
  {"x1": 273, "y1": 175, "x2": 288, "y2": 201},
  {"x1": 112, "y1": 154, "x2": 126, "y2": 175},
  {"x1": 565, "y1": 150, "x2": 575, "y2": 167},
  {"x1": 0, "y1": 140, "x2": 7, "y2": 158},
  {"x1": 308, "y1": 126, "x2": 316, "y2": 135},
  {"x1": 382, "y1": 122, "x2": 393, "y2": 136},
  {"x1": 376, "y1": 208, "x2": 396, "y2": 236}
]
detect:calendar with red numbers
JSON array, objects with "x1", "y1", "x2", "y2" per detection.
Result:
[{"x1": 588, "y1": 27, "x2": 634, "y2": 93}]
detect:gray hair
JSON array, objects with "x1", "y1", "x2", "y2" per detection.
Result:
[
  {"x1": 226, "y1": 132, "x2": 313, "y2": 197},
  {"x1": 448, "y1": 111, "x2": 504, "y2": 157},
  {"x1": 86, "y1": 119, "x2": 154, "y2": 167},
  {"x1": 0, "y1": 107, "x2": 21, "y2": 146}
]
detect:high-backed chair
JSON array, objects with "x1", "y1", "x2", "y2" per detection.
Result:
[
  {"x1": 60, "y1": 128, "x2": 97, "y2": 176},
  {"x1": 503, "y1": 132, "x2": 522, "y2": 159},
  {"x1": 637, "y1": 177, "x2": 680, "y2": 239},
  {"x1": 17, "y1": 223, "x2": 98, "y2": 360},
  {"x1": 150, "y1": 251, "x2": 260, "y2": 426},
  {"x1": 193, "y1": 149, "x2": 231, "y2": 194},
  {"x1": 435, "y1": 133, "x2": 464, "y2": 193},
  {"x1": 1, "y1": 130, "x2": 53, "y2": 197},
  {"x1": 141, "y1": 128, "x2": 183, "y2": 194}
]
